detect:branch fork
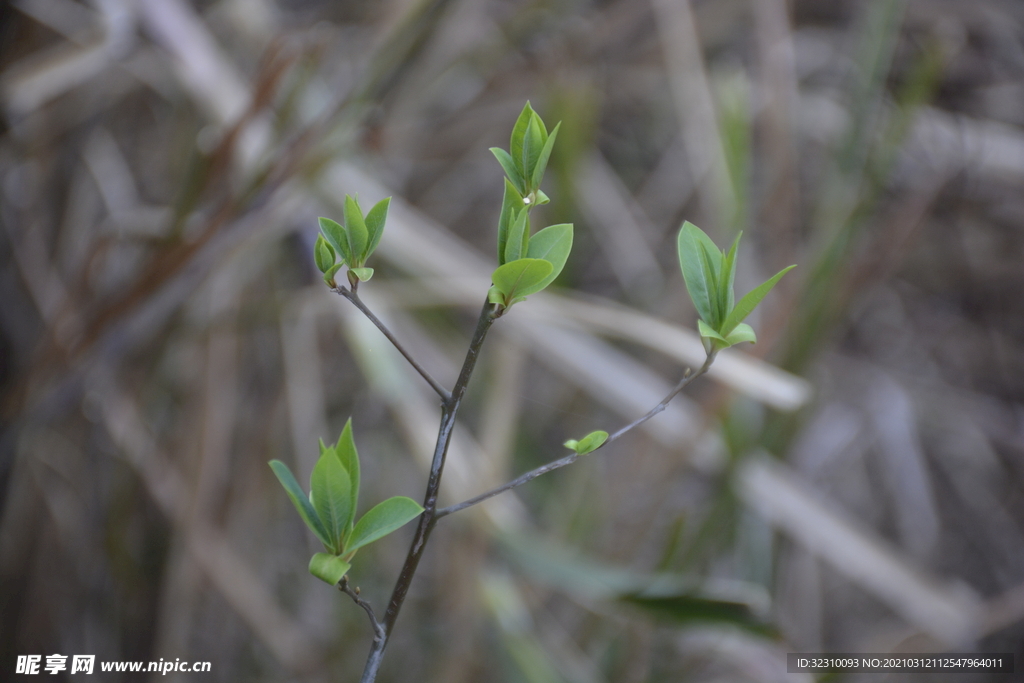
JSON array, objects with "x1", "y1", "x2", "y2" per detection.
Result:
[{"x1": 335, "y1": 285, "x2": 714, "y2": 682}]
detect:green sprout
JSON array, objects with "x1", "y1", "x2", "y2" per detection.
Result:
[
  {"x1": 269, "y1": 419, "x2": 423, "y2": 585},
  {"x1": 677, "y1": 221, "x2": 795, "y2": 353}
]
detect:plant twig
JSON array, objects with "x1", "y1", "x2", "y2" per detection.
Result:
[
  {"x1": 339, "y1": 577, "x2": 385, "y2": 643},
  {"x1": 336, "y1": 285, "x2": 452, "y2": 403},
  {"x1": 604, "y1": 350, "x2": 716, "y2": 445},
  {"x1": 435, "y1": 351, "x2": 716, "y2": 519},
  {"x1": 359, "y1": 298, "x2": 497, "y2": 683},
  {"x1": 435, "y1": 451, "x2": 579, "y2": 519}
]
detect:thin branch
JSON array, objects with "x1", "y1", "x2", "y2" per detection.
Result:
[
  {"x1": 339, "y1": 577, "x2": 385, "y2": 643},
  {"x1": 605, "y1": 350, "x2": 716, "y2": 445},
  {"x1": 336, "y1": 285, "x2": 452, "y2": 403},
  {"x1": 435, "y1": 451, "x2": 578, "y2": 519},
  {"x1": 435, "y1": 350, "x2": 716, "y2": 519},
  {"x1": 359, "y1": 298, "x2": 498, "y2": 683}
]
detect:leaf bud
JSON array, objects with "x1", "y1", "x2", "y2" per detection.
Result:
[{"x1": 314, "y1": 234, "x2": 336, "y2": 273}]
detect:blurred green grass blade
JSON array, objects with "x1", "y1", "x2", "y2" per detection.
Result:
[
  {"x1": 780, "y1": 0, "x2": 907, "y2": 373},
  {"x1": 620, "y1": 593, "x2": 775, "y2": 637},
  {"x1": 716, "y1": 70, "x2": 752, "y2": 231},
  {"x1": 499, "y1": 532, "x2": 772, "y2": 636},
  {"x1": 504, "y1": 636, "x2": 565, "y2": 683},
  {"x1": 481, "y1": 573, "x2": 567, "y2": 683}
]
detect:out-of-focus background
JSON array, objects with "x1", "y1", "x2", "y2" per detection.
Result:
[{"x1": 3, "y1": 0, "x2": 1024, "y2": 680}]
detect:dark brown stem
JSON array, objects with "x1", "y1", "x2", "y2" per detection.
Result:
[
  {"x1": 336, "y1": 285, "x2": 451, "y2": 403},
  {"x1": 359, "y1": 298, "x2": 497, "y2": 683},
  {"x1": 435, "y1": 351, "x2": 716, "y2": 519}
]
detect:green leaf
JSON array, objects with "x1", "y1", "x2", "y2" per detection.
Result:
[
  {"x1": 697, "y1": 319, "x2": 730, "y2": 348},
  {"x1": 363, "y1": 197, "x2": 391, "y2": 260},
  {"x1": 346, "y1": 496, "x2": 424, "y2": 554},
  {"x1": 497, "y1": 177, "x2": 525, "y2": 265},
  {"x1": 269, "y1": 461, "x2": 331, "y2": 549},
  {"x1": 677, "y1": 222, "x2": 723, "y2": 328},
  {"x1": 319, "y1": 217, "x2": 351, "y2": 265},
  {"x1": 719, "y1": 264, "x2": 796, "y2": 336},
  {"x1": 572, "y1": 430, "x2": 608, "y2": 455},
  {"x1": 562, "y1": 439, "x2": 579, "y2": 451},
  {"x1": 525, "y1": 223, "x2": 572, "y2": 291},
  {"x1": 322, "y1": 263, "x2": 343, "y2": 287},
  {"x1": 725, "y1": 322, "x2": 756, "y2": 346},
  {"x1": 503, "y1": 208, "x2": 530, "y2": 264},
  {"x1": 334, "y1": 419, "x2": 360, "y2": 538},
  {"x1": 314, "y1": 234, "x2": 335, "y2": 273},
  {"x1": 490, "y1": 148, "x2": 525, "y2": 195},
  {"x1": 530, "y1": 121, "x2": 559, "y2": 190},
  {"x1": 509, "y1": 102, "x2": 534, "y2": 177},
  {"x1": 350, "y1": 267, "x2": 373, "y2": 282},
  {"x1": 343, "y1": 195, "x2": 368, "y2": 266},
  {"x1": 522, "y1": 114, "x2": 545, "y2": 188},
  {"x1": 720, "y1": 231, "x2": 741, "y2": 320},
  {"x1": 533, "y1": 189, "x2": 550, "y2": 206},
  {"x1": 310, "y1": 452, "x2": 352, "y2": 553},
  {"x1": 491, "y1": 258, "x2": 553, "y2": 306},
  {"x1": 308, "y1": 553, "x2": 351, "y2": 586}
]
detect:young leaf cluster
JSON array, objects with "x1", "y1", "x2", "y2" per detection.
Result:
[
  {"x1": 315, "y1": 195, "x2": 392, "y2": 288},
  {"x1": 563, "y1": 430, "x2": 608, "y2": 456},
  {"x1": 676, "y1": 221, "x2": 795, "y2": 352},
  {"x1": 488, "y1": 103, "x2": 573, "y2": 310},
  {"x1": 490, "y1": 101, "x2": 560, "y2": 202},
  {"x1": 269, "y1": 419, "x2": 423, "y2": 586}
]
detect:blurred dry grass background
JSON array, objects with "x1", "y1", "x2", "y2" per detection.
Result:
[{"x1": 2, "y1": 0, "x2": 1024, "y2": 681}]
